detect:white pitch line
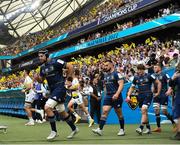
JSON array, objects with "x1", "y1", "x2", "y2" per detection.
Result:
[{"x1": 147, "y1": 112, "x2": 166, "y2": 118}]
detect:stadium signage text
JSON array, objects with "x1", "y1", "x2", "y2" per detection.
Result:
[
  {"x1": 99, "y1": 0, "x2": 161, "y2": 24},
  {"x1": 100, "y1": 4, "x2": 138, "y2": 23},
  {"x1": 74, "y1": 33, "x2": 119, "y2": 51},
  {"x1": 87, "y1": 33, "x2": 119, "y2": 47}
]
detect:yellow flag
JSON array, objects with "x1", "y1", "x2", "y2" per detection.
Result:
[
  {"x1": 122, "y1": 44, "x2": 129, "y2": 50},
  {"x1": 132, "y1": 42, "x2": 136, "y2": 48},
  {"x1": 98, "y1": 54, "x2": 103, "y2": 59},
  {"x1": 122, "y1": 44, "x2": 129, "y2": 48},
  {"x1": 114, "y1": 49, "x2": 119, "y2": 55},
  {"x1": 145, "y1": 38, "x2": 150, "y2": 44},
  {"x1": 148, "y1": 41, "x2": 153, "y2": 46},
  {"x1": 151, "y1": 36, "x2": 156, "y2": 41},
  {"x1": 116, "y1": 23, "x2": 121, "y2": 29},
  {"x1": 108, "y1": 50, "x2": 114, "y2": 55},
  {"x1": 36, "y1": 66, "x2": 40, "y2": 73}
]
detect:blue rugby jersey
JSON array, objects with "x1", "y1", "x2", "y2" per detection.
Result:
[
  {"x1": 34, "y1": 82, "x2": 42, "y2": 100},
  {"x1": 153, "y1": 72, "x2": 170, "y2": 93},
  {"x1": 40, "y1": 59, "x2": 66, "y2": 91},
  {"x1": 169, "y1": 76, "x2": 180, "y2": 104},
  {"x1": 132, "y1": 73, "x2": 156, "y2": 94},
  {"x1": 104, "y1": 71, "x2": 124, "y2": 96}
]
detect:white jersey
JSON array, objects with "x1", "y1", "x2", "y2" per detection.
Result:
[
  {"x1": 81, "y1": 84, "x2": 93, "y2": 99},
  {"x1": 71, "y1": 78, "x2": 80, "y2": 98},
  {"x1": 23, "y1": 76, "x2": 33, "y2": 89},
  {"x1": 23, "y1": 76, "x2": 35, "y2": 103},
  {"x1": 70, "y1": 78, "x2": 84, "y2": 105}
]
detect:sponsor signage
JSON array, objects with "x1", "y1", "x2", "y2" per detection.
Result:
[{"x1": 99, "y1": 0, "x2": 160, "y2": 24}]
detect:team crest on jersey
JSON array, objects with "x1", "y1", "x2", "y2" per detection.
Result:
[
  {"x1": 127, "y1": 95, "x2": 139, "y2": 110},
  {"x1": 159, "y1": 76, "x2": 162, "y2": 80},
  {"x1": 127, "y1": 87, "x2": 139, "y2": 110},
  {"x1": 118, "y1": 73, "x2": 123, "y2": 79},
  {"x1": 145, "y1": 78, "x2": 148, "y2": 82},
  {"x1": 57, "y1": 59, "x2": 64, "y2": 64}
]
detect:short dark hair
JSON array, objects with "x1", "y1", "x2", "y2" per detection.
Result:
[
  {"x1": 150, "y1": 53, "x2": 156, "y2": 58},
  {"x1": 74, "y1": 69, "x2": 80, "y2": 76},
  {"x1": 137, "y1": 64, "x2": 145, "y2": 70},
  {"x1": 67, "y1": 77, "x2": 73, "y2": 82},
  {"x1": 105, "y1": 59, "x2": 113, "y2": 64},
  {"x1": 155, "y1": 63, "x2": 162, "y2": 68},
  {"x1": 24, "y1": 69, "x2": 30, "y2": 75},
  {"x1": 38, "y1": 49, "x2": 49, "y2": 57}
]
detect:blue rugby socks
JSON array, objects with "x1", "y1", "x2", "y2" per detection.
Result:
[
  {"x1": 48, "y1": 115, "x2": 57, "y2": 132},
  {"x1": 119, "y1": 117, "x2": 124, "y2": 130},
  {"x1": 99, "y1": 116, "x2": 107, "y2": 130}
]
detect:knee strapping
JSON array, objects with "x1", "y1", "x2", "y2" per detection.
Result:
[
  {"x1": 48, "y1": 116, "x2": 55, "y2": 123},
  {"x1": 142, "y1": 122, "x2": 148, "y2": 125},
  {"x1": 100, "y1": 116, "x2": 107, "y2": 121},
  {"x1": 156, "y1": 114, "x2": 160, "y2": 117},
  {"x1": 63, "y1": 115, "x2": 71, "y2": 121},
  {"x1": 119, "y1": 116, "x2": 124, "y2": 120}
]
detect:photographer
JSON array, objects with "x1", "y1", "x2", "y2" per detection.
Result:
[
  {"x1": 166, "y1": 62, "x2": 180, "y2": 140},
  {"x1": 89, "y1": 77, "x2": 102, "y2": 124},
  {"x1": 146, "y1": 53, "x2": 158, "y2": 74}
]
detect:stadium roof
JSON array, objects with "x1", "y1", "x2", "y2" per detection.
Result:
[{"x1": 0, "y1": 0, "x2": 89, "y2": 38}]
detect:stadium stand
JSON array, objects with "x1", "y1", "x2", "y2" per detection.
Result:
[{"x1": 0, "y1": 0, "x2": 178, "y2": 56}]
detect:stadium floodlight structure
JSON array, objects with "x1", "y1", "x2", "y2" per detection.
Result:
[{"x1": 0, "y1": 0, "x2": 89, "y2": 44}]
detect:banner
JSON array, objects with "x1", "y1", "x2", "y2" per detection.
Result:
[
  {"x1": 99, "y1": 0, "x2": 161, "y2": 24},
  {"x1": 0, "y1": 88, "x2": 22, "y2": 93},
  {"x1": 0, "y1": 55, "x2": 15, "y2": 60}
]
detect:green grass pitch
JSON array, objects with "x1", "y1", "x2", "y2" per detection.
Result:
[{"x1": 0, "y1": 115, "x2": 179, "y2": 144}]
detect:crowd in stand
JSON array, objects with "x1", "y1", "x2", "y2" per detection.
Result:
[
  {"x1": 73, "y1": 37, "x2": 180, "y2": 82},
  {"x1": 0, "y1": 37, "x2": 179, "y2": 90},
  {"x1": 0, "y1": 0, "x2": 179, "y2": 56}
]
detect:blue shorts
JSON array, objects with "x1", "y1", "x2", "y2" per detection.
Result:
[
  {"x1": 173, "y1": 102, "x2": 180, "y2": 119},
  {"x1": 138, "y1": 93, "x2": 153, "y2": 108},
  {"x1": 50, "y1": 87, "x2": 66, "y2": 103},
  {"x1": 153, "y1": 93, "x2": 168, "y2": 106},
  {"x1": 103, "y1": 95, "x2": 123, "y2": 108}
]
